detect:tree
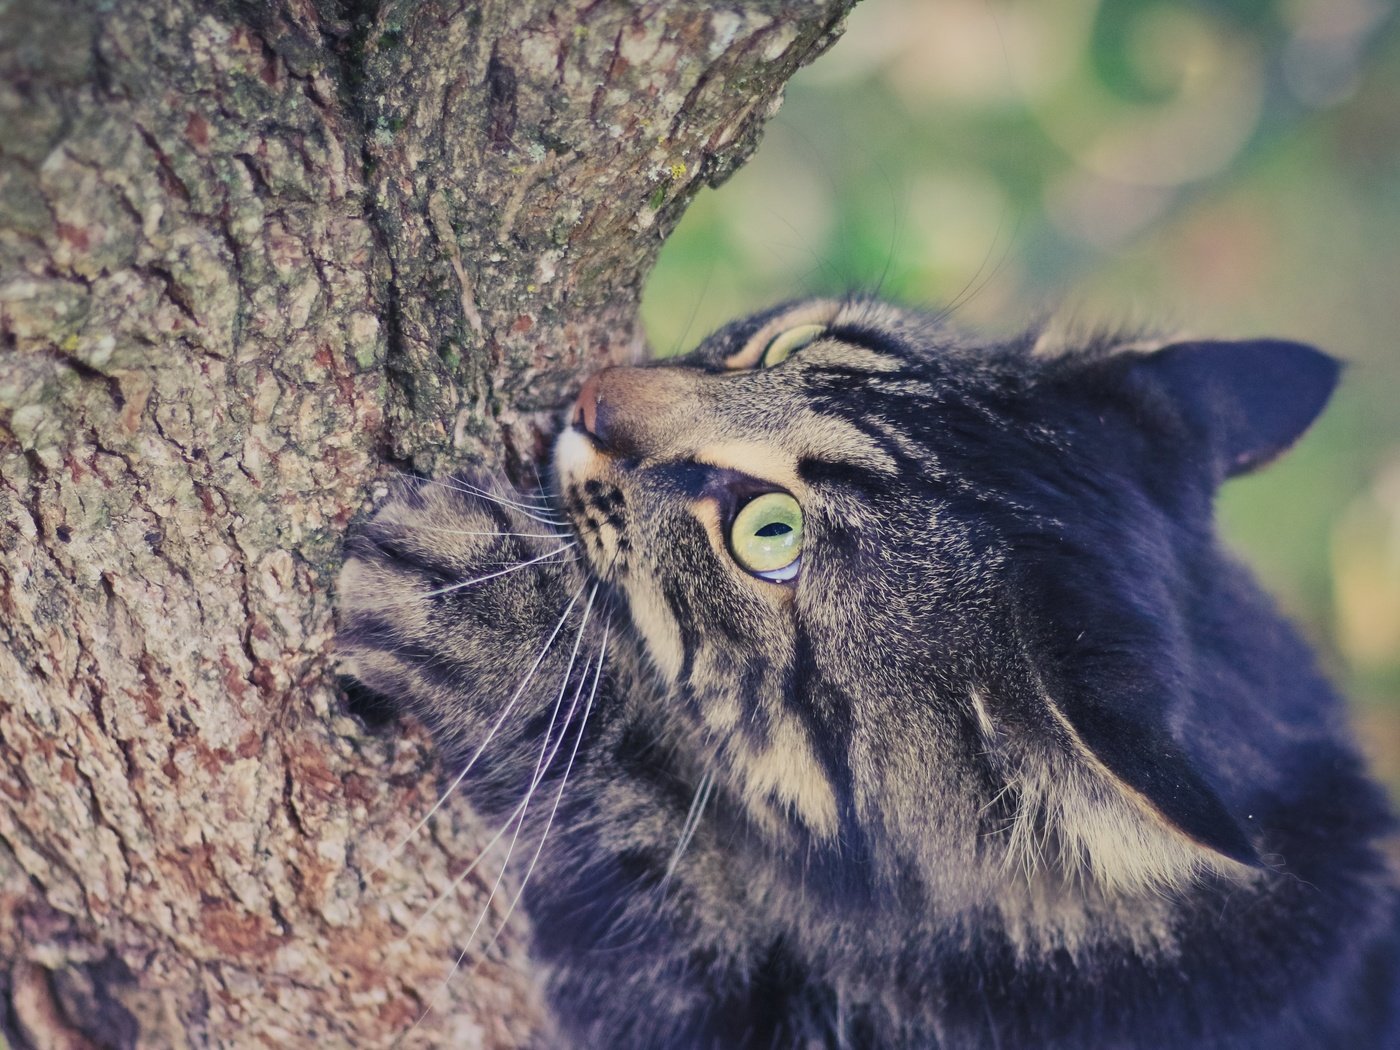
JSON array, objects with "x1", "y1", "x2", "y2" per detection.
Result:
[{"x1": 0, "y1": 0, "x2": 854, "y2": 1044}]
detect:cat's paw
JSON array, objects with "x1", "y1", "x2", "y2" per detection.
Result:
[{"x1": 335, "y1": 473, "x2": 585, "y2": 747}]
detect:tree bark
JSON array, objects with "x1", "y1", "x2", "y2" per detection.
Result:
[{"x1": 0, "y1": 0, "x2": 853, "y2": 1045}]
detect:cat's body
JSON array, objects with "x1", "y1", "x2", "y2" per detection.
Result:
[{"x1": 337, "y1": 299, "x2": 1400, "y2": 1048}]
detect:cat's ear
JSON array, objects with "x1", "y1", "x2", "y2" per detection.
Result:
[{"x1": 1116, "y1": 338, "x2": 1341, "y2": 480}]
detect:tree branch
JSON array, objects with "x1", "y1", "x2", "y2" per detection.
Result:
[{"x1": 0, "y1": 0, "x2": 854, "y2": 1043}]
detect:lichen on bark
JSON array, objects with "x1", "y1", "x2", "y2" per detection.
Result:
[{"x1": 0, "y1": 0, "x2": 854, "y2": 1045}]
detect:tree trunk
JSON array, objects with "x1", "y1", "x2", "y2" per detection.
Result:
[{"x1": 0, "y1": 0, "x2": 853, "y2": 1044}]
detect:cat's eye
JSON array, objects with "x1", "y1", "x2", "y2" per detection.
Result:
[
  {"x1": 761, "y1": 324, "x2": 825, "y2": 368},
  {"x1": 729, "y1": 492, "x2": 803, "y2": 582}
]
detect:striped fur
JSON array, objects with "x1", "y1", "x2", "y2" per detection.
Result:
[{"x1": 337, "y1": 298, "x2": 1400, "y2": 1048}]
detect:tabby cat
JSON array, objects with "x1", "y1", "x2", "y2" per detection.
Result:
[{"x1": 337, "y1": 298, "x2": 1400, "y2": 1048}]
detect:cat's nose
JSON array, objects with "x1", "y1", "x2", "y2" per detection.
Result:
[
  {"x1": 572, "y1": 369, "x2": 635, "y2": 455},
  {"x1": 569, "y1": 365, "x2": 698, "y2": 458},
  {"x1": 571, "y1": 371, "x2": 607, "y2": 443}
]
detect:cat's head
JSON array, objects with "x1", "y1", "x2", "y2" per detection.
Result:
[{"x1": 553, "y1": 297, "x2": 1340, "y2": 906}]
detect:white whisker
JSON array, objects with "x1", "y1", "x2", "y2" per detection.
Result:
[
  {"x1": 402, "y1": 792, "x2": 529, "y2": 938},
  {"x1": 420, "y1": 544, "x2": 575, "y2": 599},
  {"x1": 404, "y1": 621, "x2": 606, "y2": 1038},
  {"x1": 403, "y1": 631, "x2": 596, "y2": 935},
  {"x1": 388, "y1": 468, "x2": 556, "y2": 506},
  {"x1": 408, "y1": 582, "x2": 598, "y2": 933},
  {"x1": 458, "y1": 582, "x2": 599, "y2": 911},
  {"x1": 367, "y1": 579, "x2": 588, "y2": 878},
  {"x1": 366, "y1": 545, "x2": 578, "y2": 614},
  {"x1": 662, "y1": 769, "x2": 715, "y2": 892},
  {"x1": 391, "y1": 471, "x2": 569, "y2": 526},
  {"x1": 443, "y1": 475, "x2": 557, "y2": 506},
  {"x1": 401, "y1": 526, "x2": 571, "y2": 541},
  {"x1": 466, "y1": 625, "x2": 610, "y2": 976},
  {"x1": 431, "y1": 476, "x2": 569, "y2": 523}
]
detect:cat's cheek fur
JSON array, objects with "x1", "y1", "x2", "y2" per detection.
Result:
[
  {"x1": 996, "y1": 738, "x2": 1256, "y2": 895},
  {"x1": 335, "y1": 475, "x2": 597, "y2": 812}
]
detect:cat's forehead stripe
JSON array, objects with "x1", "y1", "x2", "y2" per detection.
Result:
[
  {"x1": 691, "y1": 415, "x2": 898, "y2": 486},
  {"x1": 790, "y1": 412, "x2": 899, "y2": 477},
  {"x1": 817, "y1": 327, "x2": 914, "y2": 371},
  {"x1": 800, "y1": 344, "x2": 906, "y2": 378}
]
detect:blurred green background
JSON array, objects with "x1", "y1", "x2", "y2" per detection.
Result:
[{"x1": 642, "y1": 0, "x2": 1400, "y2": 781}]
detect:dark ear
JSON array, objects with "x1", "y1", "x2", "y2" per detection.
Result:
[{"x1": 1120, "y1": 339, "x2": 1341, "y2": 480}]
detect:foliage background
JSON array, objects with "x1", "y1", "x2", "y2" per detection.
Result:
[{"x1": 643, "y1": 0, "x2": 1400, "y2": 782}]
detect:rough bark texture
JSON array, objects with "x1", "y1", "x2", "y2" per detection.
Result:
[{"x1": 0, "y1": 0, "x2": 853, "y2": 1045}]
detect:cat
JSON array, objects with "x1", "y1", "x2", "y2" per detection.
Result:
[{"x1": 336, "y1": 297, "x2": 1400, "y2": 1049}]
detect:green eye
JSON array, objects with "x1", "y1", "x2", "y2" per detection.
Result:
[
  {"x1": 761, "y1": 324, "x2": 825, "y2": 368},
  {"x1": 730, "y1": 492, "x2": 803, "y2": 581}
]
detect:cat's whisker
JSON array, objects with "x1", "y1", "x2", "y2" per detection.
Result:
[
  {"x1": 406, "y1": 638, "x2": 602, "y2": 940},
  {"x1": 466, "y1": 624, "x2": 610, "y2": 979},
  {"x1": 456, "y1": 476, "x2": 557, "y2": 505},
  {"x1": 471, "y1": 580, "x2": 600, "y2": 876},
  {"x1": 400, "y1": 792, "x2": 530, "y2": 938},
  {"x1": 927, "y1": 202, "x2": 1017, "y2": 330},
  {"x1": 406, "y1": 795, "x2": 534, "y2": 940},
  {"x1": 387, "y1": 468, "x2": 557, "y2": 508},
  {"x1": 429, "y1": 475, "x2": 569, "y2": 523},
  {"x1": 432, "y1": 485, "x2": 569, "y2": 527},
  {"x1": 404, "y1": 624, "x2": 606, "y2": 1039},
  {"x1": 419, "y1": 544, "x2": 575, "y2": 600},
  {"x1": 365, "y1": 580, "x2": 588, "y2": 880},
  {"x1": 660, "y1": 768, "x2": 715, "y2": 895},
  {"x1": 978, "y1": 779, "x2": 1017, "y2": 820},
  {"x1": 400, "y1": 525, "x2": 571, "y2": 541},
  {"x1": 520, "y1": 463, "x2": 557, "y2": 503},
  {"x1": 363, "y1": 545, "x2": 578, "y2": 614},
  {"x1": 518, "y1": 581, "x2": 601, "y2": 783},
  {"x1": 402, "y1": 626, "x2": 596, "y2": 938},
  {"x1": 682, "y1": 773, "x2": 715, "y2": 852},
  {"x1": 404, "y1": 848, "x2": 511, "y2": 1040},
  {"x1": 406, "y1": 632, "x2": 602, "y2": 935},
  {"x1": 400, "y1": 616, "x2": 607, "y2": 1047}
]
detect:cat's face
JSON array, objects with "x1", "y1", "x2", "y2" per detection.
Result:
[
  {"x1": 553, "y1": 297, "x2": 1337, "y2": 906},
  {"x1": 554, "y1": 301, "x2": 962, "y2": 853}
]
